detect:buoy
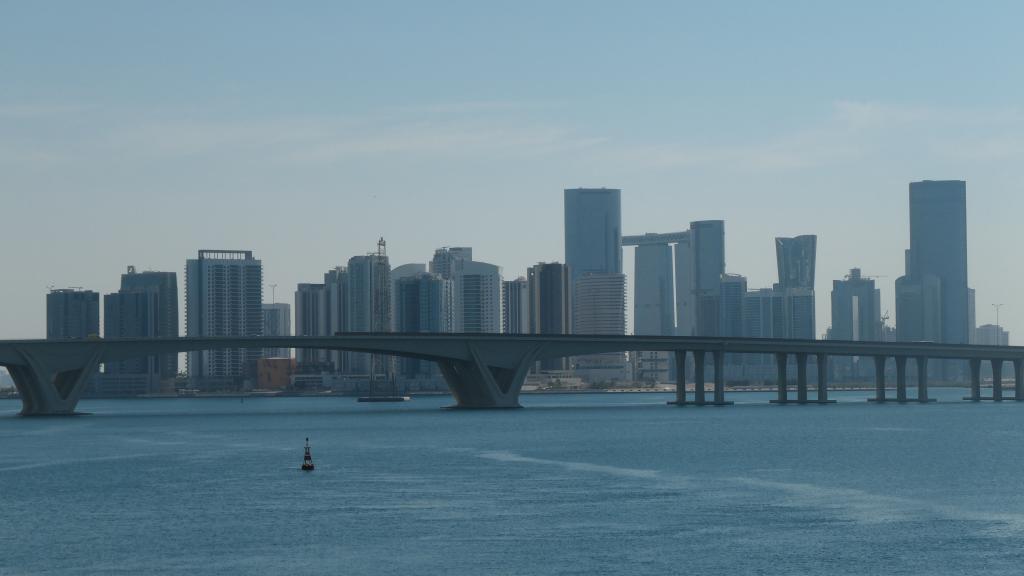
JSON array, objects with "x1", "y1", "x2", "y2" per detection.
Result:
[{"x1": 301, "y1": 437, "x2": 315, "y2": 471}]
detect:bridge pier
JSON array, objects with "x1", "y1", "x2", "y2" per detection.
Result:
[
  {"x1": 671, "y1": 350, "x2": 687, "y2": 405},
  {"x1": 711, "y1": 350, "x2": 731, "y2": 405},
  {"x1": 916, "y1": 357, "x2": 931, "y2": 402},
  {"x1": 871, "y1": 355, "x2": 886, "y2": 402},
  {"x1": 992, "y1": 360, "x2": 1004, "y2": 401},
  {"x1": 6, "y1": 348, "x2": 102, "y2": 416},
  {"x1": 693, "y1": 351, "x2": 706, "y2": 405},
  {"x1": 968, "y1": 358, "x2": 982, "y2": 401},
  {"x1": 771, "y1": 353, "x2": 788, "y2": 404},
  {"x1": 895, "y1": 356, "x2": 908, "y2": 402},
  {"x1": 1015, "y1": 359, "x2": 1024, "y2": 401},
  {"x1": 796, "y1": 353, "x2": 808, "y2": 403},
  {"x1": 816, "y1": 353, "x2": 830, "y2": 402},
  {"x1": 436, "y1": 342, "x2": 543, "y2": 409}
]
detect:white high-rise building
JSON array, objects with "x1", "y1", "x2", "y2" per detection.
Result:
[
  {"x1": 346, "y1": 240, "x2": 392, "y2": 376},
  {"x1": 454, "y1": 259, "x2": 501, "y2": 333},
  {"x1": 185, "y1": 250, "x2": 263, "y2": 385}
]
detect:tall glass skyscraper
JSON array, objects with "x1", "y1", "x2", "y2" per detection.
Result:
[
  {"x1": 564, "y1": 188, "x2": 622, "y2": 287},
  {"x1": 898, "y1": 180, "x2": 969, "y2": 345}
]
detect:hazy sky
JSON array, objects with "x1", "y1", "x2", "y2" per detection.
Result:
[{"x1": 2, "y1": 1, "x2": 1023, "y2": 342}]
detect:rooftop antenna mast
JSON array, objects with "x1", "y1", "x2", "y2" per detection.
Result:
[{"x1": 377, "y1": 237, "x2": 386, "y2": 257}]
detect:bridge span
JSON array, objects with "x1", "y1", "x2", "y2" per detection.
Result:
[{"x1": 1, "y1": 334, "x2": 1022, "y2": 415}]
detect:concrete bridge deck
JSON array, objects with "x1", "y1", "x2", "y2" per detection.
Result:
[{"x1": 1, "y1": 334, "x2": 1021, "y2": 415}]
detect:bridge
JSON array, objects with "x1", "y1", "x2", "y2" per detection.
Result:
[{"x1": 1, "y1": 334, "x2": 1022, "y2": 416}]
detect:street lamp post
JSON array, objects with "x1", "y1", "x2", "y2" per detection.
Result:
[{"x1": 993, "y1": 303, "x2": 1005, "y2": 345}]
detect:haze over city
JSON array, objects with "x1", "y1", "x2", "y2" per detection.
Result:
[{"x1": 3, "y1": 1, "x2": 1024, "y2": 342}]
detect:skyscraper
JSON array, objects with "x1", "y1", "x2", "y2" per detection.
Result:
[
  {"x1": 632, "y1": 240, "x2": 675, "y2": 337},
  {"x1": 323, "y1": 266, "x2": 348, "y2": 373},
  {"x1": 261, "y1": 303, "x2": 291, "y2": 359},
  {"x1": 391, "y1": 263, "x2": 427, "y2": 331},
  {"x1": 96, "y1": 268, "x2": 177, "y2": 395},
  {"x1": 719, "y1": 274, "x2": 748, "y2": 338},
  {"x1": 453, "y1": 259, "x2": 502, "y2": 333},
  {"x1": 691, "y1": 220, "x2": 725, "y2": 336},
  {"x1": 346, "y1": 240, "x2": 392, "y2": 377},
  {"x1": 830, "y1": 269, "x2": 881, "y2": 343},
  {"x1": 46, "y1": 288, "x2": 99, "y2": 340},
  {"x1": 830, "y1": 268, "x2": 881, "y2": 381},
  {"x1": 774, "y1": 235, "x2": 817, "y2": 340},
  {"x1": 564, "y1": 188, "x2": 622, "y2": 287},
  {"x1": 896, "y1": 180, "x2": 969, "y2": 348},
  {"x1": 573, "y1": 272, "x2": 628, "y2": 383},
  {"x1": 294, "y1": 283, "x2": 329, "y2": 367},
  {"x1": 185, "y1": 250, "x2": 263, "y2": 385},
  {"x1": 394, "y1": 272, "x2": 452, "y2": 378},
  {"x1": 429, "y1": 247, "x2": 472, "y2": 280},
  {"x1": 528, "y1": 262, "x2": 571, "y2": 371},
  {"x1": 502, "y1": 277, "x2": 529, "y2": 335}
]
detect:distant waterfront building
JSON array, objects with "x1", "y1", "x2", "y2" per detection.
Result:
[
  {"x1": 976, "y1": 324, "x2": 1009, "y2": 346},
  {"x1": 394, "y1": 272, "x2": 452, "y2": 378},
  {"x1": 691, "y1": 220, "x2": 725, "y2": 337},
  {"x1": 830, "y1": 269, "x2": 881, "y2": 342},
  {"x1": 185, "y1": 250, "x2": 263, "y2": 386},
  {"x1": 323, "y1": 266, "x2": 348, "y2": 373},
  {"x1": 391, "y1": 263, "x2": 427, "y2": 331},
  {"x1": 46, "y1": 288, "x2": 99, "y2": 340},
  {"x1": 829, "y1": 268, "x2": 881, "y2": 380},
  {"x1": 529, "y1": 263, "x2": 571, "y2": 335},
  {"x1": 564, "y1": 188, "x2": 622, "y2": 288},
  {"x1": 896, "y1": 180, "x2": 969, "y2": 346},
  {"x1": 529, "y1": 262, "x2": 571, "y2": 371},
  {"x1": 261, "y1": 303, "x2": 291, "y2": 359},
  {"x1": 719, "y1": 274, "x2": 747, "y2": 338},
  {"x1": 633, "y1": 240, "x2": 675, "y2": 337},
  {"x1": 346, "y1": 239, "x2": 392, "y2": 377},
  {"x1": 573, "y1": 272, "x2": 628, "y2": 383},
  {"x1": 453, "y1": 259, "x2": 502, "y2": 334},
  {"x1": 97, "y1": 267, "x2": 178, "y2": 381},
  {"x1": 622, "y1": 229, "x2": 688, "y2": 381},
  {"x1": 774, "y1": 235, "x2": 817, "y2": 340},
  {"x1": 502, "y1": 277, "x2": 529, "y2": 335},
  {"x1": 742, "y1": 288, "x2": 775, "y2": 339},
  {"x1": 429, "y1": 247, "x2": 472, "y2": 280}
]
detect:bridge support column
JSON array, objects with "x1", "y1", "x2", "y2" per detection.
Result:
[
  {"x1": 916, "y1": 357, "x2": 929, "y2": 402},
  {"x1": 895, "y1": 356, "x2": 908, "y2": 403},
  {"x1": 437, "y1": 342, "x2": 543, "y2": 409},
  {"x1": 773, "y1": 353, "x2": 788, "y2": 404},
  {"x1": 969, "y1": 358, "x2": 982, "y2": 401},
  {"x1": 7, "y1": 348, "x2": 102, "y2": 416},
  {"x1": 816, "y1": 353, "x2": 829, "y2": 402},
  {"x1": 796, "y1": 353, "x2": 808, "y2": 403},
  {"x1": 1015, "y1": 359, "x2": 1024, "y2": 401},
  {"x1": 992, "y1": 360, "x2": 1003, "y2": 402},
  {"x1": 712, "y1": 350, "x2": 731, "y2": 405},
  {"x1": 872, "y1": 355, "x2": 886, "y2": 402},
  {"x1": 672, "y1": 350, "x2": 687, "y2": 406},
  {"x1": 693, "y1": 351, "x2": 706, "y2": 406}
]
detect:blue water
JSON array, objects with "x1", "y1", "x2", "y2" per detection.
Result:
[{"x1": 3, "y1": 389, "x2": 1024, "y2": 575}]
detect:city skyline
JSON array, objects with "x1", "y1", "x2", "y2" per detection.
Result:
[
  {"x1": 4, "y1": 3, "x2": 1024, "y2": 343},
  {"x1": 7, "y1": 181, "x2": 1014, "y2": 347}
]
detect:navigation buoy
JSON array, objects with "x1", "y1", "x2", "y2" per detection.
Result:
[{"x1": 301, "y1": 437, "x2": 315, "y2": 471}]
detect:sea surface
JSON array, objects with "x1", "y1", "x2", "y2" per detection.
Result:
[{"x1": 3, "y1": 389, "x2": 1024, "y2": 575}]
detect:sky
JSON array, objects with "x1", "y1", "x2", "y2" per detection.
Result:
[{"x1": 2, "y1": 1, "x2": 1023, "y2": 342}]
